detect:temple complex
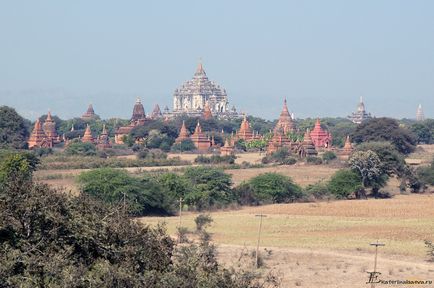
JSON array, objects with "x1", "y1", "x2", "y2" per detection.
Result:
[
  {"x1": 175, "y1": 121, "x2": 190, "y2": 143},
  {"x1": 296, "y1": 129, "x2": 318, "y2": 157},
  {"x1": 171, "y1": 61, "x2": 238, "y2": 118},
  {"x1": 416, "y1": 104, "x2": 425, "y2": 121},
  {"x1": 82, "y1": 124, "x2": 94, "y2": 143},
  {"x1": 81, "y1": 104, "x2": 98, "y2": 121},
  {"x1": 28, "y1": 119, "x2": 53, "y2": 149},
  {"x1": 341, "y1": 135, "x2": 353, "y2": 156},
  {"x1": 274, "y1": 99, "x2": 294, "y2": 133},
  {"x1": 96, "y1": 124, "x2": 111, "y2": 149},
  {"x1": 190, "y1": 121, "x2": 211, "y2": 151},
  {"x1": 150, "y1": 104, "x2": 163, "y2": 119},
  {"x1": 348, "y1": 97, "x2": 372, "y2": 124},
  {"x1": 42, "y1": 111, "x2": 60, "y2": 144},
  {"x1": 267, "y1": 130, "x2": 292, "y2": 154},
  {"x1": 310, "y1": 118, "x2": 332, "y2": 149}
]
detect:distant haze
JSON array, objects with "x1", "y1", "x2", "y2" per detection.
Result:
[{"x1": 0, "y1": 1, "x2": 433, "y2": 120}]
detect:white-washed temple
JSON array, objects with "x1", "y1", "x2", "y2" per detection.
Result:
[{"x1": 170, "y1": 62, "x2": 239, "y2": 119}]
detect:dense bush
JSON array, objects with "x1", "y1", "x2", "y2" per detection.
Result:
[
  {"x1": 327, "y1": 169, "x2": 362, "y2": 199},
  {"x1": 0, "y1": 106, "x2": 30, "y2": 149},
  {"x1": 194, "y1": 154, "x2": 236, "y2": 165},
  {"x1": 171, "y1": 139, "x2": 196, "y2": 152},
  {"x1": 417, "y1": 159, "x2": 434, "y2": 187},
  {"x1": 306, "y1": 156, "x2": 323, "y2": 165},
  {"x1": 322, "y1": 151, "x2": 337, "y2": 162},
  {"x1": 245, "y1": 173, "x2": 303, "y2": 204},
  {"x1": 77, "y1": 168, "x2": 174, "y2": 215},
  {"x1": 304, "y1": 182, "x2": 333, "y2": 200},
  {"x1": 64, "y1": 141, "x2": 97, "y2": 156},
  {"x1": 352, "y1": 118, "x2": 417, "y2": 154},
  {"x1": 261, "y1": 148, "x2": 297, "y2": 165}
]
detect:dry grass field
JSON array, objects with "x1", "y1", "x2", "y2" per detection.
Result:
[
  {"x1": 141, "y1": 194, "x2": 434, "y2": 287},
  {"x1": 226, "y1": 164, "x2": 339, "y2": 187}
]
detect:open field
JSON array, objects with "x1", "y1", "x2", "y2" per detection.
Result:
[
  {"x1": 141, "y1": 194, "x2": 434, "y2": 287},
  {"x1": 226, "y1": 164, "x2": 339, "y2": 186}
]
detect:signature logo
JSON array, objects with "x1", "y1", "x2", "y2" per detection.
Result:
[{"x1": 366, "y1": 272, "x2": 382, "y2": 284}]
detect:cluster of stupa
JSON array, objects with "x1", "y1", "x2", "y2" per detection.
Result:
[
  {"x1": 27, "y1": 111, "x2": 61, "y2": 149},
  {"x1": 28, "y1": 107, "x2": 112, "y2": 150}
]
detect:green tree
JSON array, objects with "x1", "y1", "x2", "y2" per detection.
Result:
[
  {"x1": 0, "y1": 106, "x2": 30, "y2": 149},
  {"x1": 349, "y1": 150, "x2": 388, "y2": 197},
  {"x1": 78, "y1": 168, "x2": 174, "y2": 215},
  {"x1": 248, "y1": 173, "x2": 303, "y2": 203},
  {"x1": 171, "y1": 139, "x2": 196, "y2": 152},
  {"x1": 352, "y1": 118, "x2": 417, "y2": 154},
  {"x1": 327, "y1": 169, "x2": 362, "y2": 199},
  {"x1": 411, "y1": 120, "x2": 434, "y2": 144}
]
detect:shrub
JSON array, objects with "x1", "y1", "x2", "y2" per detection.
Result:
[
  {"x1": 77, "y1": 168, "x2": 175, "y2": 215},
  {"x1": 247, "y1": 173, "x2": 303, "y2": 203},
  {"x1": 195, "y1": 214, "x2": 213, "y2": 232},
  {"x1": 194, "y1": 154, "x2": 236, "y2": 165},
  {"x1": 327, "y1": 169, "x2": 362, "y2": 199},
  {"x1": 306, "y1": 156, "x2": 323, "y2": 165},
  {"x1": 64, "y1": 141, "x2": 97, "y2": 156},
  {"x1": 171, "y1": 139, "x2": 196, "y2": 152},
  {"x1": 304, "y1": 182, "x2": 332, "y2": 200},
  {"x1": 322, "y1": 151, "x2": 337, "y2": 162}
]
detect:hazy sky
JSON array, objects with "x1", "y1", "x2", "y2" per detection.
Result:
[{"x1": 0, "y1": 0, "x2": 433, "y2": 120}]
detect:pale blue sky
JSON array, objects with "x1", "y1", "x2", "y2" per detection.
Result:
[{"x1": 0, "y1": 0, "x2": 433, "y2": 120}]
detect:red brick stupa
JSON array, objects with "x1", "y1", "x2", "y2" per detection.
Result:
[
  {"x1": 267, "y1": 130, "x2": 292, "y2": 154},
  {"x1": 42, "y1": 111, "x2": 60, "y2": 144},
  {"x1": 310, "y1": 118, "x2": 332, "y2": 149},
  {"x1": 190, "y1": 121, "x2": 211, "y2": 152},
  {"x1": 81, "y1": 104, "x2": 97, "y2": 120},
  {"x1": 28, "y1": 119, "x2": 53, "y2": 149},
  {"x1": 82, "y1": 124, "x2": 94, "y2": 143},
  {"x1": 220, "y1": 138, "x2": 235, "y2": 156},
  {"x1": 341, "y1": 135, "x2": 353, "y2": 155},
  {"x1": 297, "y1": 129, "x2": 318, "y2": 157},
  {"x1": 96, "y1": 124, "x2": 111, "y2": 149},
  {"x1": 236, "y1": 114, "x2": 259, "y2": 142},
  {"x1": 274, "y1": 99, "x2": 294, "y2": 134},
  {"x1": 150, "y1": 104, "x2": 162, "y2": 119},
  {"x1": 175, "y1": 121, "x2": 190, "y2": 143}
]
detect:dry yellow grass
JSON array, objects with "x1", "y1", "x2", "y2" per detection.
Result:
[
  {"x1": 225, "y1": 164, "x2": 338, "y2": 186},
  {"x1": 142, "y1": 194, "x2": 434, "y2": 287}
]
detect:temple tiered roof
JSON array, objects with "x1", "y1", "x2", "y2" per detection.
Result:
[
  {"x1": 190, "y1": 121, "x2": 211, "y2": 151},
  {"x1": 175, "y1": 121, "x2": 190, "y2": 143},
  {"x1": 416, "y1": 104, "x2": 425, "y2": 121},
  {"x1": 236, "y1": 115, "x2": 259, "y2": 141},
  {"x1": 82, "y1": 104, "x2": 97, "y2": 120},
  {"x1": 28, "y1": 119, "x2": 52, "y2": 149},
  {"x1": 348, "y1": 97, "x2": 372, "y2": 124},
  {"x1": 82, "y1": 124, "x2": 94, "y2": 143},
  {"x1": 310, "y1": 118, "x2": 332, "y2": 149},
  {"x1": 341, "y1": 135, "x2": 353, "y2": 155},
  {"x1": 297, "y1": 129, "x2": 317, "y2": 157},
  {"x1": 43, "y1": 111, "x2": 59, "y2": 143},
  {"x1": 131, "y1": 98, "x2": 146, "y2": 123},
  {"x1": 150, "y1": 104, "x2": 162, "y2": 119},
  {"x1": 97, "y1": 124, "x2": 111, "y2": 149},
  {"x1": 274, "y1": 99, "x2": 294, "y2": 133}
]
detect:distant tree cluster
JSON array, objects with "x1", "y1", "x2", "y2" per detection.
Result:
[{"x1": 0, "y1": 106, "x2": 30, "y2": 149}]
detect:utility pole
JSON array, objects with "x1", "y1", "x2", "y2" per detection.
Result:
[
  {"x1": 255, "y1": 214, "x2": 267, "y2": 268},
  {"x1": 369, "y1": 240, "x2": 385, "y2": 288},
  {"x1": 178, "y1": 197, "x2": 183, "y2": 227}
]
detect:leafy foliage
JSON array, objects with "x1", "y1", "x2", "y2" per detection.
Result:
[
  {"x1": 247, "y1": 173, "x2": 303, "y2": 204},
  {"x1": 171, "y1": 139, "x2": 196, "y2": 152},
  {"x1": 351, "y1": 117, "x2": 417, "y2": 154},
  {"x1": 194, "y1": 154, "x2": 236, "y2": 165},
  {"x1": 327, "y1": 169, "x2": 362, "y2": 199},
  {"x1": 0, "y1": 106, "x2": 30, "y2": 149},
  {"x1": 64, "y1": 140, "x2": 97, "y2": 156}
]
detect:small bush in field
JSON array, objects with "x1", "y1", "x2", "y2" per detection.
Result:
[
  {"x1": 306, "y1": 156, "x2": 322, "y2": 165},
  {"x1": 194, "y1": 214, "x2": 213, "y2": 232}
]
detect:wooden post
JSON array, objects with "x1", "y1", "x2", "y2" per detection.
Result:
[
  {"x1": 178, "y1": 197, "x2": 183, "y2": 227},
  {"x1": 255, "y1": 214, "x2": 267, "y2": 268},
  {"x1": 370, "y1": 240, "x2": 385, "y2": 288}
]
